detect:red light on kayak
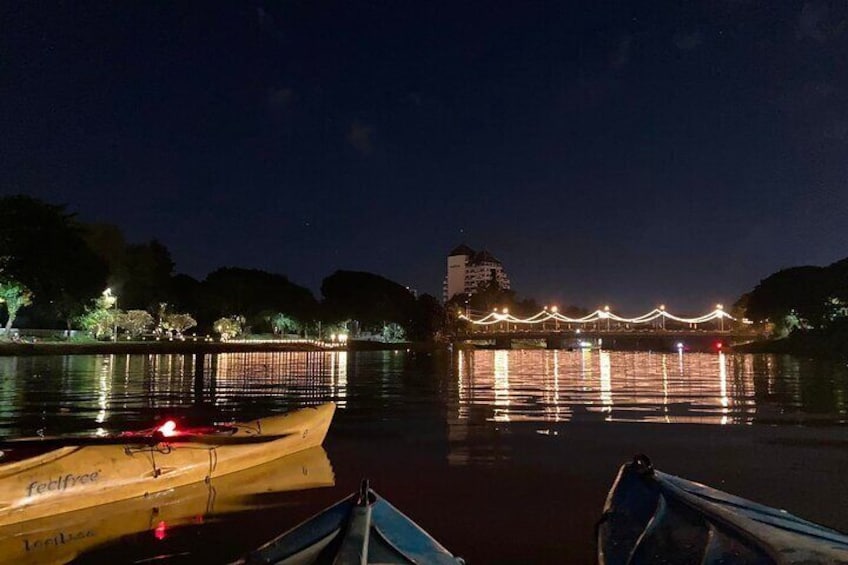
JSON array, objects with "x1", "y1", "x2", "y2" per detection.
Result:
[
  {"x1": 154, "y1": 520, "x2": 167, "y2": 540},
  {"x1": 158, "y1": 420, "x2": 177, "y2": 437}
]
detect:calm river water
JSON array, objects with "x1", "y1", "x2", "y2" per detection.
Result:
[{"x1": 0, "y1": 350, "x2": 846, "y2": 563}]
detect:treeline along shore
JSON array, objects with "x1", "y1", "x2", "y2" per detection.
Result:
[
  {"x1": 1, "y1": 195, "x2": 846, "y2": 358},
  {"x1": 0, "y1": 196, "x2": 445, "y2": 346}
]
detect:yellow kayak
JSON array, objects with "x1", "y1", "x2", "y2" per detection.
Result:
[
  {"x1": 0, "y1": 403, "x2": 335, "y2": 526},
  {"x1": 0, "y1": 445, "x2": 335, "y2": 565}
]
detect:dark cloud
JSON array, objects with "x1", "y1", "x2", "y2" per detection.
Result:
[
  {"x1": 267, "y1": 87, "x2": 294, "y2": 121},
  {"x1": 559, "y1": 75, "x2": 619, "y2": 112},
  {"x1": 775, "y1": 81, "x2": 848, "y2": 148},
  {"x1": 347, "y1": 121, "x2": 375, "y2": 155},
  {"x1": 823, "y1": 118, "x2": 848, "y2": 141},
  {"x1": 610, "y1": 35, "x2": 632, "y2": 69},
  {"x1": 799, "y1": 1, "x2": 830, "y2": 41},
  {"x1": 673, "y1": 30, "x2": 703, "y2": 50},
  {"x1": 797, "y1": 1, "x2": 847, "y2": 42},
  {"x1": 255, "y1": 5, "x2": 285, "y2": 41}
]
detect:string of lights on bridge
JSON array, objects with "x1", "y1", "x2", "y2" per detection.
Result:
[{"x1": 458, "y1": 304, "x2": 734, "y2": 327}]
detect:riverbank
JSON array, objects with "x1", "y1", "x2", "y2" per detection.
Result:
[
  {"x1": 734, "y1": 327, "x2": 848, "y2": 359},
  {"x1": 0, "y1": 339, "x2": 332, "y2": 357},
  {"x1": 0, "y1": 338, "x2": 442, "y2": 357}
]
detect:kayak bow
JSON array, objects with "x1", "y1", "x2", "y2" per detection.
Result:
[
  {"x1": 241, "y1": 479, "x2": 464, "y2": 564},
  {"x1": 598, "y1": 454, "x2": 848, "y2": 565}
]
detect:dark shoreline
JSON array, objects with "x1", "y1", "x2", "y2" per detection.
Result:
[
  {"x1": 0, "y1": 340, "x2": 331, "y2": 357},
  {"x1": 733, "y1": 329, "x2": 848, "y2": 360},
  {"x1": 0, "y1": 339, "x2": 443, "y2": 357},
  {"x1": 3, "y1": 335, "x2": 846, "y2": 359}
]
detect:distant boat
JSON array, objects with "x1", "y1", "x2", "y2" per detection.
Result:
[
  {"x1": 239, "y1": 479, "x2": 464, "y2": 564},
  {"x1": 598, "y1": 455, "x2": 848, "y2": 564}
]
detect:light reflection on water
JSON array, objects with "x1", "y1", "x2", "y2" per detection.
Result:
[
  {"x1": 0, "y1": 349, "x2": 846, "y2": 438},
  {"x1": 0, "y1": 349, "x2": 845, "y2": 564},
  {"x1": 453, "y1": 349, "x2": 847, "y2": 425}
]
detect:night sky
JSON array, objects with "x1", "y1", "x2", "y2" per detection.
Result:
[{"x1": 2, "y1": 1, "x2": 846, "y2": 312}]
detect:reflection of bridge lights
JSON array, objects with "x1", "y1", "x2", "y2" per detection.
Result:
[
  {"x1": 600, "y1": 351, "x2": 612, "y2": 418},
  {"x1": 457, "y1": 349, "x2": 465, "y2": 402},
  {"x1": 446, "y1": 349, "x2": 764, "y2": 427},
  {"x1": 553, "y1": 350, "x2": 561, "y2": 421},
  {"x1": 493, "y1": 350, "x2": 510, "y2": 422},
  {"x1": 661, "y1": 354, "x2": 669, "y2": 423},
  {"x1": 719, "y1": 352, "x2": 728, "y2": 424}
]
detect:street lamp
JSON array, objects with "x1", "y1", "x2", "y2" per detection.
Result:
[{"x1": 102, "y1": 288, "x2": 118, "y2": 341}]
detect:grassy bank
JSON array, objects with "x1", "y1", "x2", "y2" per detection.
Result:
[{"x1": 0, "y1": 340, "x2": 332, "y2": 357}]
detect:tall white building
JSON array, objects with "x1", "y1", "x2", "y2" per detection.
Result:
[{"x1": 443, "y1": 244, "x2": 511, "y2": 302}]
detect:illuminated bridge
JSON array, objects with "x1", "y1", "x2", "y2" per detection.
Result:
[{"x1": 453, "y1": 305, "x2": 741, "y2": 350}]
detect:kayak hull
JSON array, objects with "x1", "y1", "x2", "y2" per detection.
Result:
[
  {"x1": 0, "y1": 445, "x2": 335, "y2": 565},
  {"x1": 0, "y1": 403, "x2": 335, "y2": 526},
  {"x1": 598, "y1": 455, "x2": 848, "y2": 565}
]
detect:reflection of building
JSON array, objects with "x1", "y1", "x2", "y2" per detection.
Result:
[{"x1": 443, "y1": 244, "x2": 511, "y2": 302}]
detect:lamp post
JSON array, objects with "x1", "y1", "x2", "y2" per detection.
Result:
[
  {"x1": 114, "y1": 293, "x2": 118, "y2": 340},
  {"x1": 102, "y1": 288, "x2": 118, "y2": 341}
]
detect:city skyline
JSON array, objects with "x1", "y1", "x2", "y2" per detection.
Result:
[{"x1": 2, "y1": 2, "x2": 847, "y2": 310}]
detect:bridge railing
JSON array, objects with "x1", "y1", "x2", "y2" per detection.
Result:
[{"x1": 457, "y1": 306, "x2": 737, "y2": 332}]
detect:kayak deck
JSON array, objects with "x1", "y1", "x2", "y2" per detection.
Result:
[
  {"x1": 598, "y1": 454, "x2": 848, "y2": 565},
  {"x1": 243, "y1": 479, "x2": 464, "y2": 564},
  {"x1": 0, "y1": 403, "x2": 335, "y2": 526}
]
